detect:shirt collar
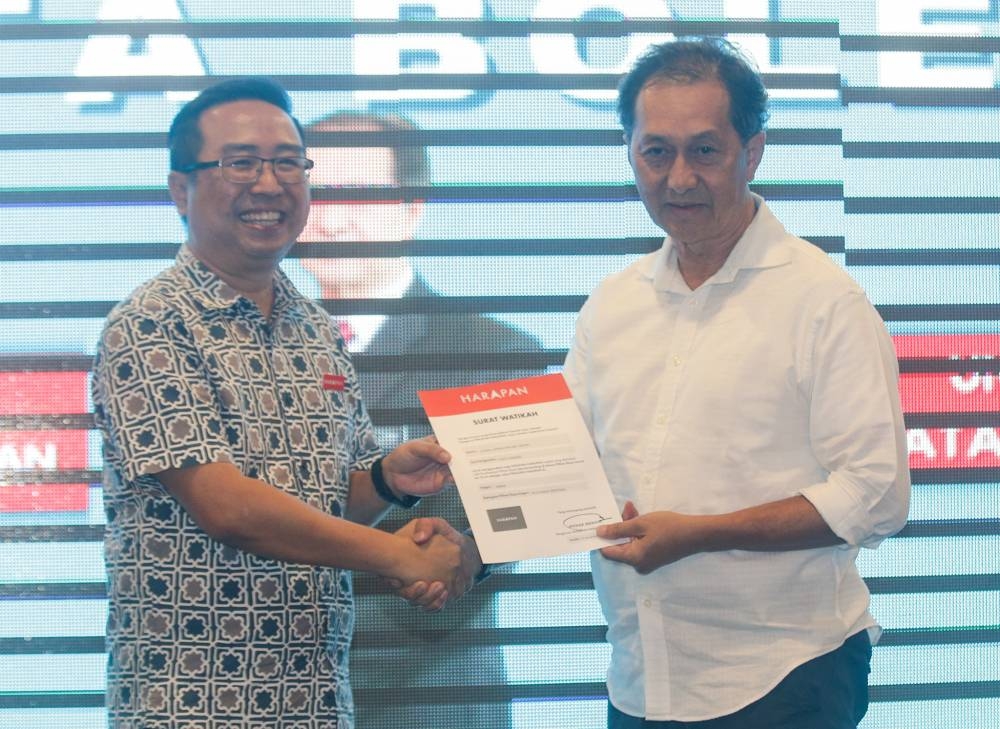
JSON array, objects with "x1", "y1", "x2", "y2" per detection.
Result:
[
  {"x1": 176, "y1": 245, "x2": 305, "y2": 320},
  {"x1": 644, "y1": 194, "x2": 794, "y2": 292}
]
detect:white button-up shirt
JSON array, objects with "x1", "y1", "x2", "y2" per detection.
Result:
[{"x1": 562, "y1": 199, "x2": 910, "y2": 721}]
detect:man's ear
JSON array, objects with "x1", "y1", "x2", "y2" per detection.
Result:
[
  {"x1": 623, "y1": 132, "x2": 638, "y2": 173},
  {"x1": 745, "y1": 131, "x2": 766, "y2": 182},
  {"x1": 168, "y1": 171, "x2": 190, "y2": 218}
]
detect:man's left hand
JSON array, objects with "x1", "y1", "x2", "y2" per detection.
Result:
[
  {"x1": 382, "y1": 437, "x2": 454, "y2": 498},
  {"x1": 597, "y1": 501, "x2": 707, "y2": 574}
]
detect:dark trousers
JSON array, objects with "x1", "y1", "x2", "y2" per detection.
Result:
[{"x1": 608, "y1": 630, "x2": 872, "y2": 729}]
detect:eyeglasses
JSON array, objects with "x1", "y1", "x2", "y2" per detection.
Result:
[{"x1": 180, "y1": 155, "x2": 314, "y2": 184}]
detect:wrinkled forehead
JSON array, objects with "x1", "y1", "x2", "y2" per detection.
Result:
[{"x1": 632, "y1": 78, "x2": 736, "y2": 139}]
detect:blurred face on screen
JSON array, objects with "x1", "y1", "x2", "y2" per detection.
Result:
[
  {"x1": 168, "y1": 100, "x2": 310, "y2": 277},
  {"x1": 300, "y1": 130, "x2": 423, "y2": 299},
  {"x1": 627, "y1": 78, "x2": 763, "y2": 258}
]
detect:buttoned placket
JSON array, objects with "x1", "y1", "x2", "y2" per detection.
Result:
[
  {"x1": 258, "y1": 299, "x2": 306, "y2": 500},
  {"x1": 635, "y1": 284, "x2": 707, "y2": 717}
]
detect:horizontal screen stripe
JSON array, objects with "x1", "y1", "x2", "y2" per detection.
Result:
[
  {"x1": 0, "y1": 637, "x2": 104, "y2": 655},
  {"x1": 847, "y1": 249, "x2": 1000, "y2": 266},
  {"x1": 3, "y1": 407, "x2": 999, "y2": 431},
  {"x1": 5, "y1": 573, "x2": 999, "y2": 600},
  {"x1": 3, "y1": 627, "x2": 996, "y2": 657},
  {"x1": 0, "y1": 469, "x2": 100, "y2": 484},
  {"x1": 3, "y1": 519, "x2": 992, "y2": 546},
  {"x1": 845, "y1": 198, "x2": 1000, "y2": 214},
  {"x1": 842, "y1": 88, "x2": 1000, "y2": 107},
  {"x1": 3, "y1": 410, "x2": 998, "y2": 435},
  {"x1": 841, "y1": 35, "x2": 1000, "y2": 53},
  {"x1": 3, "y1": 682, "x2": 998, "y2": 711},
  {"x1": 898, "y1": 359, "x2": 1000, "y2": 375},
  {"x1": 0, "y1": 19, "x2": 841, "y2": 41},
  {"x1": 844, "y1": 142, "x2": 1000, "y2": 159},
  {"x1": 0, "y1": 351, "x2": 559, "y2": 374},
  {"x1": 875, "y1": 305, "x2": 1000, "y2": 321},
  {"x1": 910, "y1": 468, "x2": 1000, "y2": 485},
  {"x1": 867, "y1": 574, "x2": 1000, "y2": 593},
  {"x1": 0, "y1": 72, "x2": 841, "y2": 94},
  {"x1": 1, "y1": 351, "x2": 988, "y2": 374},
  {"x1": 0, "y1": 525, "x2": 102, "y2": 541},
  {"x1": 2, "y1": 300, "x2": 995, "y2": 320},
  {"x1": 0, "y1": 414, "x2": 94, "y2": 429},
  {"x1": 5, "y1": 463, "x2": 998, "y2": 488},
  {"x1": 905, "y1": 412, "x2": 1000, "y2": 428},
  {"x1": 0, "y1": 296, "x2": 589, "y2": 318},
  {"x1": 0, "y1": 236, "x2": 845, "y2": 261},
  {"x1": 0, "y1": 240, "x2": 653, "y2": 261},
  {"x1": 0, "y1": 583, "x2": 107, "y2": 599},
  {"x1": 871, "y1": 681, "x2": 1000, "y2": 702},
  {"x1": 0, "y1": 692, "x2": 104, "y2": 710},
  {"x1": 0, "y1": 127, "x2": 841, "y2": 150},
  {"x1": 0, "y1": 182, "x2": 843, "y2": 205},
  {"x1": 895, "y1": 520, "x2": 1000, "y2": 539},
  {"x1": 878, "y1": 628, "x2": 1000, "y2": 647}
]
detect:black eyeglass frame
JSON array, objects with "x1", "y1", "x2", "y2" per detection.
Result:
[{"x1": 178, "y1": 155, "x2": 314, "y2": 184}]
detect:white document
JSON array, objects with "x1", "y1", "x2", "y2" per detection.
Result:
[{"x1": 418, "y1": 373, "x2": 623, "y2": 563}]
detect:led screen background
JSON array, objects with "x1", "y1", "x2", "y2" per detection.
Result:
[{"x1": 1, "y1": 1, "x2": 999, "y2": 727}]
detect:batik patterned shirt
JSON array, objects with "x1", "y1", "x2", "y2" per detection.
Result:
[{"x1": 92, "y1": 246, "x2": 380, "y2": 728}]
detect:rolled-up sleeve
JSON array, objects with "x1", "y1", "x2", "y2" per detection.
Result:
[{"x1": 799, "y1": 290, "x2": 911, "y2": 548}]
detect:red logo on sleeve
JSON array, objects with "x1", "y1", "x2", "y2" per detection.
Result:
[{"x1": 322, "y1": 374, "x2": 347, "y2": 391}]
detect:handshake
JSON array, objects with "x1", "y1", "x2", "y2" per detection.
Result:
[
  {"x1": 375, "y1": 437, "x2": 486, "y2": 612},
  {"x1": 385, "y1": 517, "x2": 484, "y2": 612}
]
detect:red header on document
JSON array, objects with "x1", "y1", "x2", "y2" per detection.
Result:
[
  {"x1": 419, "y1": 373, "x2": 572, "y2": 417},
  {"x1": 894, "y1": 334, "x2": 999, "y2": 414}
]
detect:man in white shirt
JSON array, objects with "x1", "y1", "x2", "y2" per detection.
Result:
[{"x1": 563, "y1": 38, "x2": 910, "y2": 729}]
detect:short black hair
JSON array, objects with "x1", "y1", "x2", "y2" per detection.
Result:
[
  {"x1": 617, "y1": 37, "x2": 769, "y2": 142},
  {"x1": 168, "y1": 77, "x2": 305, "y2": 171},
  {"x1": 306, "y1": 110, "x2": 430, "y2": 189}
]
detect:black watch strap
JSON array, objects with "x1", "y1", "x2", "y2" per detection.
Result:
[{"x1": 371, "y1": 456, "x2": 421, "y2": 508}]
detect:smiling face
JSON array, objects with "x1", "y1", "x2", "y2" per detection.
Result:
[
  {"x1": 628, "y1": 78, "x2": 764, "y2": 257},
  {"x1": 167, "y1": 99, "x2": 310, "y2": 277}
]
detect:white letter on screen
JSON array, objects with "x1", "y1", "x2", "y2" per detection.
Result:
[
  {"x1": 529, "y1": 0, "x2": 673, "y2": 104},
  {"x1": 68, "y1": 0, "x2": 205, "y2": 107},
  {"x1": 352, "y1": 0, "x2": 488, "y2": 103}
]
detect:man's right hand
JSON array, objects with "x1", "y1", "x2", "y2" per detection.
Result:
[{"x1": 390, "y1": 517, "x2": 482, "y2": 611}]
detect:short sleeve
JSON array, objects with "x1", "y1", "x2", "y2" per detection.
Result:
[{"x1": 92, "y1": 304, "x2": 233, "y2": 482}]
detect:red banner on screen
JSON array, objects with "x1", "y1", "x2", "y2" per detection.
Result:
[
  {"x1": 893, "y1": 335, "x2": 1000, "y2": 470},
  {"x1": 0, "y1": 371, "x2": 91, "y2": 512},
  {"x1": 894, "y1": 334, "x2": 999, "y2": 413}
]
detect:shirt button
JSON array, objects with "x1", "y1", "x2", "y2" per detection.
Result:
[
  {"x1": 656, "y1": 415, "x2": 666, "y2": 426},
  {"x1": 643, "y1": 598, "x2": 652, "y2": 608},
  {"x1": 672, "y1": 356, "x2": 681, "y2": 367}
]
